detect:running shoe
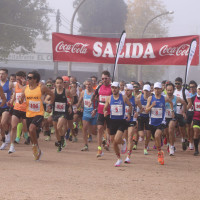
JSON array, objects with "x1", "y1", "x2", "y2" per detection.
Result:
[
  {"x1": 96, "y1": 149, "x2": 104, "y2": 158},
  {"x1": 102, "y1": 138, "x2": 106, "y2": 147},
  {"x1": 182, "y1": 141, "x2": 187, "y2": 151},
  {"x1": 88, "y1": 134, "x2": 92, "y2": 142},
  {"x1": 189, "y1": 143, "x2": 194, "y2": 150},
  {"x1": 61, "y1": 137, "x2": 66, "y2": 148},
  {"x1": 158, "y1": 150, "x2": 164, "y2": 165},
  {"x1": 169, "y1": 146, "x2": 175, "y2": 156},
  {"x1": 132, "y1": 144, "x2": 137, "y2": 150},
  {"x1": 194, "y1": 150, "x2": 199, "y2": 156},
  {"x1": 121, "y1": 139, "x2": 127, "y2": 154},
  {"x1": 14, "y1": 137, "x2": 20, "y2": 144},
  {"x1": 115, "y1": 159, "x2": 122, "y2": 167},
  {"x1": 32, "y1": 145, "x2": 42, "y2": 160},
  {"x1": 81, "y1": 145, "x2": 88, "y2": 151},
  {"x1": 57, "y1": 142, "x2": 62, "y2": 152},
  {"x1": 124, "y1": 156, "x2": 131, "y2": 163},
  {"x1": 45, "y1": 136, "x2": 51, "y2": 141},
  {"x1": 8, "y1": 144, "x2": 15, "y2": 154},
  {"x1": 0, "y1": 142, "x2": 8, "y2": 150},
  {"x1": 144, "y1": 148, "x2": 148, "y2": 155}
]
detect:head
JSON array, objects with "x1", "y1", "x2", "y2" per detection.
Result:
[
  {"x1": 55, "y1": 77, "x2": 63, "y2": 89},
  {"x1": 125, "y1": 84, "x2": 133, "y2": 98},
  {"x1": 139, "y1": 80, "x2": 144, "y2": 90},
  {"x1": 9, "y1": 74, "x2": 16, "y2": 82},
  {"x1": 0, "y1": 68, "x2": 8, "y2": 81},
  {"x1": 101, "y1": 70, "x2": 110, "y2": 86},
  {"x1": 27, "y1": 71, "x2": 40, "y2": 84},
  {"x1": 175, "y1": 77, "x2": 182, "y2": 90},
  {"x1": 70, "y1": 81, "x2": 77, "y2": 90},
  {"x1": 166, "y1": 83, "x2": 175, "y2": 97},
  {"x1": 70, "y1": 76, "x2": 77, "y2": 84},
  {"x1": 111, "y1": 82, "x2": 119, "y2": 95},
  {"x1": 162, "y1": 80, "x2": 167, "y2": 91},
  {"x1": 143, "y1": 84, "x2": 151, "y2": 96},
  {"x1": 120, "y1": 81, "x2": 125, "y2": 91},
  {"x1": 62, "y1": 76, "x2": 70, "y2": 89},
  {"x1": 15, "y1": 71, "x2": 26, "y2": 85},
  {"x1": 46, "y1": 80, "x2": 53, "y2": 89},
  {"x1": 189, "y1": 80, "x2": 197, "y2": 94},
  {"x1": 90, "y1": 75, "x2": 97, "y2": 87},
  {"x1": 131, "y1": 81, "x2": 136, "y2": 86},
  {"x1": 133, "y1": 82, "x2": 140, "y2": 92},
  {"x1": 85, "y1": 79, "x2": 93, "y2": 90},
  {"x1": 197, "y1": 84, "x2": 200, "y2": 95},
  {"x1": 154, "y1": 82, "x2": 162, "y2": 96}
]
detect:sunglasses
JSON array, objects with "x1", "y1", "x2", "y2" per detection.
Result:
[
  {"x1": 133, "y1": 86, "x2": 139, "y2": 88},
  {"x1": 175, "y1": 82, "x2": 181, "y2": 85},
  {"x1": 102, "y1": 77, "x2": 108, "y2": 80},
  {"x1": 27, "y1": 76, "x2": 34, "y2": 80},
  {"x1": 190, "y1": 86, "x2": 196, "y2": 88},
  {"x1": 46, "y1": 85, "x2": 52, "y2": 87}
]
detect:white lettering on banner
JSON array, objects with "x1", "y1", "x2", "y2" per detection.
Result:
[
  {"x1": 84, "y1": 99, "x2": 92, "y2": 108},
  {"x1": 151, "y1": 107, "x2": 162, "y2": 118},
  {"x1": 93, "y1": 42, "x2": 102, "y2": 57},
  {"x1": 102, "y1": 42, "x2": 114, "y2": 58},
  {"x1": 55, "y1": 102, "x2": 66, "y2": 112},
  {"x1": 28, "y1": 101, "x2": 40, "y2": 112},
  {"x1": 55, "y1": 41, "x2": 89, "y2": 54},
  {"x1": 143, "y1": 43, "x2": 156, "y2": 58},
  {"x1": 159, "y1": 44, "x2": 190, "y2": 56},
  {"x1": 111, "y1": 105, "x2": 123, "y2": 116},
  {"x1": 195, "y1": 102, "x2": 200, "y2": 111}
]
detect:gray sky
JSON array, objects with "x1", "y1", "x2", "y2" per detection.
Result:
[{"x1": 47, "y1": 0, "x2": 200, "y2": 37}]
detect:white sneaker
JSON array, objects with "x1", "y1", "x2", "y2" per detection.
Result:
[
  {"x1": 169, "y1": 146, "x2": 175, "y2": 156},
  {"x1": 8, "y1": 144, "x2": 15, "y2": 154},
  {"x1": 0, "y1": 142, "x2": 8, "y2": 150},
  {"x1": 5, "y1": 133, "x2": 10, "y2": 143},
  {"x1": 121, "y1": 138, "x2": 127, "y2": 154},
  {"x1": 115, "y1": 159, "x2": 122, "y2": 167},
  {"x1": 189, "y1": 143, "x2": 194, "y2": 150},
  {"x1": 124, "y1": 156, "x2": 131, "y2": 163}
]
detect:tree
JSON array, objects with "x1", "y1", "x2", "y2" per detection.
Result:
[
  {"x1": 123, "y1": 0, "x2": 173, "y2": 82},
  {"x1": 0, "y1": 0, "x2": 51, "y2": 60},
  {"x1": 73, "y1": 0, "x2": 127, "y2": 37}
]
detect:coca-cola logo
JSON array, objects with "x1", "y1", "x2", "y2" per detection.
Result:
[
  {"x1": 159, "y1": 44, "x2": 190, "y2": 56},
  {"x1": 55, "y1": 41, "x2": 89, "y2": 54}
]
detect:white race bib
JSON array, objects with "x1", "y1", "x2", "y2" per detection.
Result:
[
  {"x1": 28, "y1": 101, "x2": 40, "y2": 112},
  {"x1": 99, "y1": 95, "x2": 107, "y2": 105},
  {"x1": 55, "y1": 102, "x2": 66, "y2": 112},
  {"x1": 125, "y1": 105, "x2": 133, "y2": 116},
  {"x1": 111, "y1": 105, "x2": 123, "y2": 116},
  {"x1": 195, "y1": 102, "x2": 200, "y2": 111},
  {"x1": 151, "y1": 107, "x2": 162, "y2": 118},
  {"x1": 16, "y1": 93, "x2": 22, "y2": 103},
  {"x1": 165, "y1": 109, "x2": 172, "y2": 118},
  {"x1": 84, "y1": 99, "x2": 92, "y2": 108},
  {"x1": 141, "y1": 105, "x2": 146, "y2": 114}
]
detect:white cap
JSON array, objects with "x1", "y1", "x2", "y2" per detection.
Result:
[
  {"x1": 126, "y1": 84, "x2": 133, "y2": 90},
  {"x1": 143, "y1": 84, "x2": 151, "y2": 91},
  {"x1": 197, "y1": 84, "x2": 200, "y2": 89},
  {"x1": 154, "y1": 82, "x2": 162, "y2": 89},
  {"x1": 111, "y1": 82, "x2": 119, "y2": 87}
]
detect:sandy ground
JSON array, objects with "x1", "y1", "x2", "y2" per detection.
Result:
[{"x1": 0, "y1": 131, "x2": 199, "y2": 200}]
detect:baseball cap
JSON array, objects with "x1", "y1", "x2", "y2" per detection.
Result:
[
  {"x1": 62, "y1": 76, "x2": 69, "y2": 82},
  {"x1": 126, "y1": 84, "x2": 133, "y2": 90},
  {"x1": 143, "y1": 84, "x2": 151, "y2": 91},
  {"x1": 154, "y1": 82, "x2": 162, "y2": 89},
  {"x1": 111, "y1": 82, "x2": 119, "y2": 87},
  {"x1": 197, "y1": 84, "x2": 200, "y2": 89}
]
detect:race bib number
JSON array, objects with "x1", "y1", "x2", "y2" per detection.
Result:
[
  {"x1": 125, "y1": 106, "x2": 133, "y2": 116},
  {"x1": 55, "y1": 102, "x2": 66, "y2": 112},
  {"x1": 195, "y1": 102, "x2": 200, "y2": 111},
  {"x1": 0, "y1": 93, "x2": 7, "y2": 103},
  {"x1": 16, "y1": 93, "x2": 24, "y2": 103},
  {"x1": 84, "y1": 99, "x2": 92, "y2": 108},
  {"x1": 99, "y1": 95, "x2": 107, "y2": 105},
  {"x1": 111, "y1": 105, "x2": 123, "y2": 116},
  {"x1": 141, "y1": 105, "x2": 146, "y2": 114},
  {"x1": 151, "y1": 107, "x2": 162, "y2": 118},
  {"x1": 176, "y1": 103, "x2": 182, "y2": 114},
  {"x1": 165, "y1": 109, "x2": 172, "y2": 118},
  {"x1": 28, "y1": 101, "x2": 40, "y2": 112}
]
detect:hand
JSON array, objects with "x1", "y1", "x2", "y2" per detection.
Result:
[
  {"x1": 104, "y1": 110, "x2": 108, "y2": 117},
  {"x1": 152, "y1": 101, "x2": 156, "y2": 107},
  {"x1": 91, "y1": 109, "x2": 97, "y2": 117},
  {"x1": 68, "y1": 106, "x2": 72, "y2": 114},
  {"x1": 46, "y1": 105, "x2": 52, "y2": 113}
]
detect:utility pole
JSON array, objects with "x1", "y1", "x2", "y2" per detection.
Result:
[{"x1": 54, "y1": 9, "x2": 61, "y2": 79}]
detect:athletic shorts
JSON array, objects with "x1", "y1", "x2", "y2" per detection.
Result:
[
  {"x1": 165, "y1": 117, "x2": 176, "y2": 128},
  {"x1": 26, "y1": 115, "x2": 44, "y2": 130},
  {"x1": 82, "y1": 116, "x2": 97, "y2": 125},
  {"x1": 66, "y1": 106, "x2": 74, "y2": 120},
  {"x1": 97, "y1": 113, "x2": 110, "y2": 127},
  {"x1": 186, "y1": 111, "x2": 194, "y2": 124},
  {"x1": 125, "y1": 121, "x2": 137, "y2": 129},
  {"x1": 176, "y1": 114, "x2": 186, "y2": 127},
  {"x1": 193, "y1": 119, "x2": 200, "y2": 129},
  {"x1": 12, "y1": 109, "x2": 26, "y2": 119},
  {"x1": 109, "y1": 119, "x2": 127, "y2": 135},
  {"x1": 52, "y1": 113, "x2": 67, "y2": 122},
  {"x1": 0, "y1": 107, "x2": 10, "y2": 117},
  {"x1": 150, "y1": 124, "x2": 166, "y2": 136},
  {"x1": 137, "y1": 116, "x2": 150, "y2": 131}
]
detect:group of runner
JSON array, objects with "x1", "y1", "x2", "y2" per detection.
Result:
[{"x1": 0, "y1": 68, "x2": 199, "y2": 166}]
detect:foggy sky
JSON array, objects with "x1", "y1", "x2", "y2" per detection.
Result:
[{"x1": 47, "y1": 0, "x2": 200, "y2": 37}]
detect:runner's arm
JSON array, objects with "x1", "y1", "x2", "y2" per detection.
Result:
[
  {"x1": 0, "y1": 86, "x2": 6, "y2": 108},
  {"x1": 145, "y1": 96, "x2": 154, "y2": 113},
  {"x1": 66, "y1": 89, "x2": 74, "y2": 105},
  {"x1": 123, "y1": 96, "x2": 133, "y2": 115},
  {"x1": 41, "y1": 85, "x2": 55, "y2": 105},
  {"x1": 76, "y1": 90, "x2": 84, "y2": 108},
  {"x1": 103, "y1": 96, "x2": 111, "y2": 116}
]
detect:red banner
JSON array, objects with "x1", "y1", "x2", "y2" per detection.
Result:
[{"x1": 52, "y1": 33, "x2": 199, "y2": 66}]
